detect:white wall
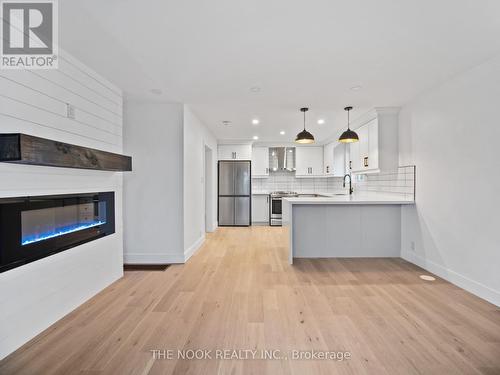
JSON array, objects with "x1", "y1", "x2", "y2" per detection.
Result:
[
  {"x1": 399, "y1": 54, "x2": 500, "y2": 306},
  {"x1": 183, "y1": 105, "x2": 217, "y2": 260},
  {"x1": 0, "y1": 51, "x2": 124, "y2": 359},
  {"x1": 123, "y1": 101, "x2": 185, "y2": 263},
  {"x1": 123, "y1": 103, "x2": 216, "y2": 263}
]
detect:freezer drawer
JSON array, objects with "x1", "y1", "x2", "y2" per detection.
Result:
[
  {"x1": 218, "y1": 197, "x2": 234, "y2": 226},
  {"x1": 234, "y1": 197, "x2": 250, "y2": 226}
]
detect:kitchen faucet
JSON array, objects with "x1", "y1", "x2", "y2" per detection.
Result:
[{"x1": 343, "y1": 174, "x2": 353, "y2": 195}]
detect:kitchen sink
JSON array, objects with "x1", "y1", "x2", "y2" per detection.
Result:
[
  {"x1": 296, "y1": 193, "x2": 349, "y2": 198},
  {"x1": 297, "y1": 194, "x2": 329, "y2": 198}
]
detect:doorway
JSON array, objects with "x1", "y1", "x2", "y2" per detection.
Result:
[{"x1": 204, "y1": 145, "x2": 214, "y2": 232}]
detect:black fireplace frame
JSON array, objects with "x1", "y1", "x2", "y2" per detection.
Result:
[{"x1": 0, "y1": 192, "x2": 115, "y2": 273}]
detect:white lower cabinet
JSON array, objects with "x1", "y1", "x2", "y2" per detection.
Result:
[{"x1": 252, "y1": 195, "x2": 269, "y2": 224}]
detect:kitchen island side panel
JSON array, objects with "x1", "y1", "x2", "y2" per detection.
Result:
[{"x1": 292, "y1": 204, "x2": 401, "y2": 258}]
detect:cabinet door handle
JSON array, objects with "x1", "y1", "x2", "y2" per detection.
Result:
[
  {"x1": 232, "y1": 152, "x2": 237, "y2": 159},
  {"x1": 364, "y1": 157, "x2": 369, "y2": 167},
  {"x1": 326, "y1": 166, "x2": 329, "y2": 174},
  {"x1": 349, "y1": 161, "x2": 352, "y2": 169},
  {"x1": 266, "y1": 167, "x2": 269, "y2": 174}
]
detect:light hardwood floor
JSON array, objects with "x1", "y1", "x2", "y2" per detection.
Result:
[{"x1": 1, "y1": 226, "x2": 499, "y2": 375}]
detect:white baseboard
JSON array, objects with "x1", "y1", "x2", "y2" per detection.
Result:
[
  {"x1": 184, "y1": 235, "x2": 205, "y2": 262},
  {"x1": 124, "y1": 235, "x2": 206, "y2": 265},
  {"x1": 204, "y1": 221, "x2": 218, "y2": 233},
  {"x1": 123, "y1": 252, "x2": 185, "y2": 264},
  {"x1": 402, "y1": 251, "x2": 500, "y2": 307}
]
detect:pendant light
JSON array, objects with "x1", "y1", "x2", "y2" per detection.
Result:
[
  {"x1": 295, "y1": 107, "x2": 315, "y2": 144},
  {"x1": 338, "y1": 106, "x2": 359, "y2": 143}
]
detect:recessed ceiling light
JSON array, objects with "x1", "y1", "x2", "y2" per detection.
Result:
[
  {"x1": 150, "y1": 88, "x2": 162, "y2": 95},
  {"x1": 253, "y1": 135, "x2": 259, "y2": 140},
  {"x1": 280, "y1": 130, "x2": 285, "y2": 135},
  {"x1": 252, "y1": 118, "x2": 260, "y2": 125},
  {"x1": 250, "y1": 86, "x2": 261, "y2": 93},
  {"x1": 350, "y1": 85, "x2": 362, "y2": 91},
  {"x1": 222, "y1": 120, "x2": 231, "y2": 126},
  {"x1": 317, "y1": 119, "x2": 325, "y2": 125}
]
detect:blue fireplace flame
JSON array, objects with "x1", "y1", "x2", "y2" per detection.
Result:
[{"x1": 21, "y1": 220, "x2": 106, "y2": 246}]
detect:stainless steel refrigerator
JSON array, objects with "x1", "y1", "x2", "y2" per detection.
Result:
[{"x1": 218, "y1": 161, "x2": 251, "y2": 226}]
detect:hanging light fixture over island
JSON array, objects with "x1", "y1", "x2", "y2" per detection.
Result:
[
  {"x1": 338, "y1": 106, "x2": 359, "y2": 143},
  {"x1": 295, "y1": 107, "x2": 315, "y2": 144}
]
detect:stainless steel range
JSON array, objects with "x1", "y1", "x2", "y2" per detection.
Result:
[{"x1": 269, "y1": 191, "x2": 298, "y2": 226}]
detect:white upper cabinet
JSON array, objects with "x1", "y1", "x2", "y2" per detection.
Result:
[
  {"x1": 358, "y1": 124, "x2": 370, "y2": 170},
  {"x1": 368, "y1": 119, "x2": 379, "y2": 170},
  {"x1": 332, "y1": 143, "x2": 347, "y2": 177},
  {"x1": 323, "y1": 142, "x2": 335, "y2": 175},
  {"x1": 218, "y1": 144, "x2": 252, "y2": 160},
  {"x1": 350, "y1": 120, "x2": 376, "y2": 173},
  {"x1": 251, "y1": 147, "x2": 269, "y2": 177},
  {"x1": 349, "y1": 138, "x2": 362, "y2": 172},
  {"x1": 296, "y1": 146, "x2": 324, "y2": 177},
  {"x1": 348, "y1": 107, "x2": 399, "y2": 174}
]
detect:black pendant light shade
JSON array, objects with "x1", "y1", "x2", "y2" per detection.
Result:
[
  {"x1": 295, "y1": 107, "x2": 315, "y2": 144},
  {"x1": 338, "y1": 128, "x2": 359, "y2": 143},
  {"x1": 339, "y1": 106, "x2": 359, "y2": 143}
]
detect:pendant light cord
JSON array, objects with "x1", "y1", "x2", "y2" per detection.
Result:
[
  {"x1": 303, "y1": 110, "x2": 306, "y2": 130},
  {"x1": 347, "y1": 108, "x2": 350, "y2": 130}
]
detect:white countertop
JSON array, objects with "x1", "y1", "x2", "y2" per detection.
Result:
[
  {"x1": 251, "y1": 190, "x2": 346, "y2": 195},
  {"x1": 283, "y1": 191, "x2": 414, "y2": 205}
]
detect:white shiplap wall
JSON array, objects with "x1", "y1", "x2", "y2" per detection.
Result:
[{"x1": 0, "y1": 50, "x2": 124, "y2": 359}]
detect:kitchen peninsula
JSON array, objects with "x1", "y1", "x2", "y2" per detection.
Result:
[{"x1": 282, "y1": 191, "x2": 415, "y2": 263}]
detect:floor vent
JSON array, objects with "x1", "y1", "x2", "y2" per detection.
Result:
[
  {"x1": 124, "y1": 264, "x2": 170, "y2": 271},
  {"x1": 420, "y1": 275, "x2": 436, "y2": 281}
]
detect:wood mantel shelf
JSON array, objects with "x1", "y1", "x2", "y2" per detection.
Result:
[{"x1": 0, "y1": 133, "x2": 132, "y2": 171}]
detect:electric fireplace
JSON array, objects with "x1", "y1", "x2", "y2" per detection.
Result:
[{"x1": 0, "y1": 192, "x2": 115, "y2": 273}]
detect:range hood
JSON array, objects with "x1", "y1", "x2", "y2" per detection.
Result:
[{"x1": 269, "y1": 147, "x2": 295, "y2": 172}]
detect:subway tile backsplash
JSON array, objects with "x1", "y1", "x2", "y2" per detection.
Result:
[
  {"x1": 252, "y1": 172, "x2": 344, "y2": 193},
  {"x1": 252, "y1": 166, "x2": 416, "y2": 198},
  {"x1": 353, "y1": 165, "x2": 416, "y2": 198}
]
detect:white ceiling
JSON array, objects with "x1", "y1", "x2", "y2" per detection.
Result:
[{"x1": 60, "y1": 0, "x2": 500, "y2": 143}]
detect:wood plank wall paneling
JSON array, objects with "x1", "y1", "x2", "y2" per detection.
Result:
[
  {"x1": 0, "y1": 53, "x2": 122, "y2": 153},
  {"x1": 0, "y1": 49, "x2": 125, "y2": 360}
]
